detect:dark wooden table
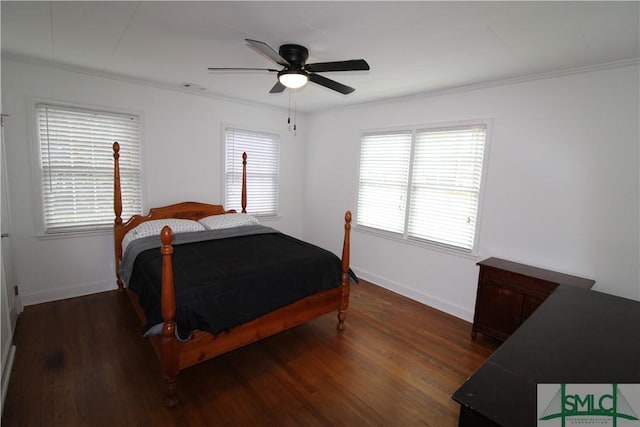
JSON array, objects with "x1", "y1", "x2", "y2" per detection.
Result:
[{"x1": 453, "y1": 285, "x2": 640, "y2": 427}]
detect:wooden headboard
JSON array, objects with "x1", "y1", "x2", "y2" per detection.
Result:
[{"x1": 112, "y1": 142, "x2": 247, "y2": 290}]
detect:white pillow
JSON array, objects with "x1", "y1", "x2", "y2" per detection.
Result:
[
  {"x1": 122, "y1": 219, "x2": 205, "y2": 252},
  {"x1": 198, "y1": 213, "x2": 259, "y2": 230},
  {"x1": 132, "y1": 219, "x2": 206, "y2": 238}
]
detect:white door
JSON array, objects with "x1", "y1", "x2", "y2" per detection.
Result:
[
  {"x1": 1, "y1": 111, "x2": 19, "y2": 414},
  {"x1": 1, "y1": 114, "x2": 17, "y2": 332}
]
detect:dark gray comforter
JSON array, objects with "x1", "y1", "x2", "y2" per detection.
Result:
[{"x1": 120, "y1": 225, "x2": 350, "y2": 340}]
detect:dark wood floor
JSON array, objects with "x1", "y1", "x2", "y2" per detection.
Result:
[{"x1": 2, "y1": 281, "x2": 498, "y2": 427}]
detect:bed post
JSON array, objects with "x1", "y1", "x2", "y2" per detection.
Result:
[
  {"x1": 160, "y1": 226, "x2": 179, "y2": 408},
  {"x1": 113, "y1": 142, "x2": 125, "y2": 292},
  {"x1": 337, "y1": 210, "x2": 352, "y2": 331},
  {"x1": 241, "y1": 152, "x2": 247, "y2": 213}
]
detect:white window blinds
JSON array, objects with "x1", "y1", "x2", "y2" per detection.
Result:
[
  {"x1": 357, "y1": 132, "x2": 412, "y2": 234},
  {"x1": 356, "y1": 123, "x2": 488, "y2": 252},
  {"x1": 408, "y1": 125, "x2": 487, "y2": 250},
  {"x1": 225, "y1": 127, "x2": 280, "y2": 216},
  {"x1": 36, "y1": 104, "x2": 142, "y2": 233}
]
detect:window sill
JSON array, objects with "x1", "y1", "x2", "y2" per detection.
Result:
[
  {"x1": 255, "y1": 214, "x2": 281, "y2": 222},
  {"x1": 354, "y1": 225, "x2": 479, "y2": 260},
  {"x1": 35, "y1": 227, "x2": 113, "y2": 240}
]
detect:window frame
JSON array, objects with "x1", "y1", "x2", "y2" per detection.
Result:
[
  {"x1": 355, "y1": 119, "x2": 492, "y2": 256},
  {"x1": 221, "y1": 124, "x2": 281, "y2": 218},
  {"x1": 31, "y1": 100, "x2": 144, "y2": 236}
]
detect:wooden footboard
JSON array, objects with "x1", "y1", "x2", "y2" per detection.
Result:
[
  {"x1": 113, "y1": 142, "x2": 352, "y2": 407},
  {"x1": 156, "y1": 212, "x2": 351, "y2": 407}
]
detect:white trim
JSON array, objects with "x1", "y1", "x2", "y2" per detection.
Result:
[
  {"x1": 4, "y1": 53, "x2": 636, "y2": 115},
  {"x1": 3, "y1": 54, "x2": 291, "y2": 115},
  {"x1": 1, "y1": 344, "x2": 16, "y2": 415},
  {"x1": 356, "y1": 118, "x2": 492, "y2": 256},
  {"x1": 14, "y1": 295, "x2": 23, "y2": 316},
  {"x1": 220, "y1": 121, "x2": 283, "y2": 209},
  {"x1": 317, "y1": 58, "x2": 640, "y2": 114},
  {"x1": 221, "y1": 124, "x2": 281, "y2": 216},
  {"x1": 352, "y1": 267, "x2": 474, "y2": 322},
  {"x1": 34, "y1": 227, "x2": 112, "y2": 240},
  {"x1": 27, "y1": 97, "x2": 145, "y2": 236},
  {"x1": 21, "y1": 279, "x2": 117, "y2": 306},
  {"x1": 353, "y1": 226, "x2": 478, "y2": 260}
]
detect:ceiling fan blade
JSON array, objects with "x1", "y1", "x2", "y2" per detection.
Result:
[
  {"x1": 208, "y1": 67, "x2": 278, "y2": 72},
  {"x1": 305, "y1": 59, "x2": 370, "y2": 73},
  {"x1": 245, "y1": 39, "x2": 290, "y2": 67},
  {"x1": 269, "y1": 81, "x2": 286, "y2": 93},
  {"x1": 308, "y1": 73, "x2": 355, "y2": 94}
]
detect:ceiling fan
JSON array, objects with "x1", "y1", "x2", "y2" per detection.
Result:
[{"x1": 208, "y1": 39, "x2": 370, "y2": 95}]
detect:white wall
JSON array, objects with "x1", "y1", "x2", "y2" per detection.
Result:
[
  {"x1": 1, "y1": 58, "x2": 308, "y2": 305},
  {"x1": 2, "y1": 57, "x2": 639, "y2": 323},
  {"x1": 305, "y1": 63, "x2": 640, "y2": 321}
]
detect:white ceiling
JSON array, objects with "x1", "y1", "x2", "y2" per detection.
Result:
[{"x1": 2, "y1": 1, "x2": 639, "y2": 113}]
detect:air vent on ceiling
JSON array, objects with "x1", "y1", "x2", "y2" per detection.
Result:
[{"x1": 181, "y1": 83, "x2": 206, "y2": 91}]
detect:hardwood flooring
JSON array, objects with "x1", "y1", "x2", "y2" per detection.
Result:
[{"x1": 1, "y1": 281, "x2": 498, "y2": 426}]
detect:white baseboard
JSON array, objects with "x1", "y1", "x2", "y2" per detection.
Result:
[
  {"x1": 1, "y1": 344, "x2": 16, "y2": 416},
  {"x1": 21, "y1": 279, "x2": 117, "y2": 306},
  {"x1": 18, "y1": 269, "x2": 475, "y2": 320},
  {"x1": 352, "y1": 267, "x2": 474, "y2": 322}
]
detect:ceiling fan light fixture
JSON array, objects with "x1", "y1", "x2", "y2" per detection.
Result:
[
  {"x1": 210, "y1": 40, "x2": 365, "y2": 95},
  {"x1": 278, "y1": 70, "x2": 308, "y2": 89}
]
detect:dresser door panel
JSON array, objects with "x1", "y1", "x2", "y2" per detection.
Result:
[{"x1": 476, "y1": 282, "x2": 524, "y2": 340}]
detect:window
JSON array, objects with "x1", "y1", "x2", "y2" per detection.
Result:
[
  {"x1": 36, "y1": 104, "x2": 141, "y2": 233},
  {"x1": 224, "y1": 127, "x2": 280, "y2": 216},
  {"x1": 357, "y1": 131, "x2": 412, "y2": 234},
  {"x1": 357, "y1": 123, "x2": 488, "y2": 252}
]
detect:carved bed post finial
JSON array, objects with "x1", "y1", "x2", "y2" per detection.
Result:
[
  {"x1": 113, "y1": 142, "x2": 125, "y2": 292},
  {"x1": 160, "y1": 226, "x2": 179, "y2": 408},
  {"x1": 337, "y1": 210, "x2": 352, "y2": 331},
  {"x1": 241, "y1": 152, "x2": 247, "y2": 213}
]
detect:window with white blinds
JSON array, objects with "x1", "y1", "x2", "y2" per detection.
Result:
[
  {"x1": 224, "y1": 127, "x2": 280, "y2": 216},
  {"x1": 36, "y1": 104, "x2": 142, "y2": 233},
  {"x1": 357, "y1": 132, "x2": 412, "y2": 233},
  {"x1": 356, "y1": 123, "x2": 488, "y2": 252}
]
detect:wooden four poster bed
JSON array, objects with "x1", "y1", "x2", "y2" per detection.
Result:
[{"x1": 112, "y1": 142, "x2": 352, "y2": 407}]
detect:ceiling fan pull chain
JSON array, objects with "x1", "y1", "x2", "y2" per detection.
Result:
[
  {"x1": 287, "y1": 91, "x2": 292, "y2": 131},
  {"x1": 293, "y1": 90, "x2": 298, "y2": 136}
]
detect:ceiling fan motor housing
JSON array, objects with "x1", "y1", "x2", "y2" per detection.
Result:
[
  {"x1": 209, "y1": 39, "x2": 366, "y2": 94},
  {"x1": 279, "y1": 44, "x2": 309, "y2": 66}
]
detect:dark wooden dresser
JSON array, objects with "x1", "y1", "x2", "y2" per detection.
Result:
[{"x1": 472, "y1": 257, "x2": 594, "y2": 341}]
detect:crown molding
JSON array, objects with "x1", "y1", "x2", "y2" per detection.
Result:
[
  {"x1": 1, "y1": 53, "x2": 297, "y2": 116},
  {"x1": 317, "y1": 57, "x2": 640, "y2": 114},
  {"x1": 3, "y1": 53, "x2": 637, "y2": 116}
]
